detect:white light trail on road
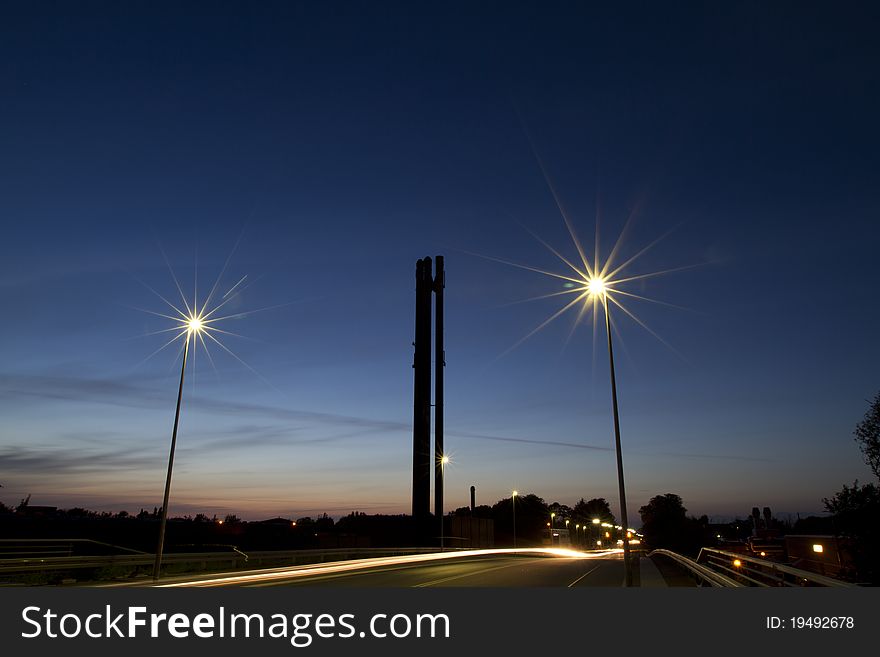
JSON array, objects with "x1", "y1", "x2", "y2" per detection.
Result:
[{"x1": 157, "y1": 547, "x2": 623, "y2": 587}]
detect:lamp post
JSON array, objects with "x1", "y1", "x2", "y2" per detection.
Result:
[
  {"x1": 439, "y1": 455, "x2": 449, "y2": 550},
  {"x1": 591, "y1": 279, "x2": 633, "y2": 586},
  {"x1": 153, "y1": 319, "x2": 202, "y2": 582},
  {"x1": 512, "y1": 490, "x2": 518, "y2": 549},
  {"x1": 550, "y1": 512, "x2": 556, "y2": 546}
]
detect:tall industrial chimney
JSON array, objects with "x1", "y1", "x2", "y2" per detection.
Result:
[{"x1": 411, "y1": 258, "x2": 432, "y2": 517}]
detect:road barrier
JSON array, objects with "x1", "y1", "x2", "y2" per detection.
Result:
[
  {"x1": 647, "y1": 549, "x2": 742, "y2": 587},
  {"x1": 0, "y1": 544, "x2": 464, "y2": 585},
  {"x1": 695, "y1": 547, "x2": 857, "y2": 587}
]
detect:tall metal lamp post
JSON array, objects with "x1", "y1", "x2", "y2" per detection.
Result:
[
  {"x1": 591, "y1": 278, "x2": 633, "y2": 586},
  {"x1": 153, "y1": 318, "x2": 202, "y2": 582}
]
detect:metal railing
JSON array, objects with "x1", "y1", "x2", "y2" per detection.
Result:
[
  {"x1": 696, "y1": 548, "x2": 856, "y2": 587},
  {"x1": 648, "y1": 549, "x2": 743, "y2": 587},
  {"x1": 0, "y1": 546, "x2": 463, "y2": 585}
]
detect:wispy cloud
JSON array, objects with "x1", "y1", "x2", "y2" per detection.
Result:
[
  {"x1": 0, "y1": 373, "x2": 768, "y2": 464},
  {"x1": 450, "y1": 430, "x2": 611, "y2": 451},
  {"x1": 0, "y1": 373, "x2": 614, "y2": 451},
  {"x1": 0, "y1": 445, "x2": 158, "y2": 474}
]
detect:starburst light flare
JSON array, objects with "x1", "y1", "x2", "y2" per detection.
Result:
[
  {"x1": 142, "y1": 239, "x2": 279, "y2": 583},
  {"x1": 475, "y1": 212, "x2": 704, "y2": 589}
]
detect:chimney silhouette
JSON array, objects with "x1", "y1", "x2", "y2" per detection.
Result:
[
  {"x1": 411, "y1": 257, "x2": 432, "y2": 517},
  {"x1": 411, "y1": 256, "x2": 445, "y2": 521}
]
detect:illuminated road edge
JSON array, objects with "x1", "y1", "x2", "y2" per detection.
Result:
[{"x1": 156, "y1": 548, "x2": 624, "y2": 588}]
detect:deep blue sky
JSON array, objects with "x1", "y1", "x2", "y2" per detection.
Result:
[{"x1": 1, "y1": 1, "x2": 878, "y2": 521}]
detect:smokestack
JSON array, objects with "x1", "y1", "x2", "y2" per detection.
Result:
[{"x1": 411, "y1": 257, "x2": 432, "y2": 518}]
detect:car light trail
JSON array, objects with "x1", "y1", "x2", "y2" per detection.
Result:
[{"x1": 157, "y1": 547, "x2": 623, "y2": 587}]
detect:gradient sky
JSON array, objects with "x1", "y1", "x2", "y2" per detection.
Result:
[{"x1": 1, "y1": 2, "x2": 878, "y2": 522}]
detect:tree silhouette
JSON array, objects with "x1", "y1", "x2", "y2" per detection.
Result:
[
  {"x1": 854, "y1": 391, "x2": 880, "y2": 481},
  {"x1": 492, "y1": 493, "x2": 549, "y2": 545},
  {"x1": 573, "y1": 497, "x2": 615, "y2": 525},
  {"x1": 823, "y1": 481, "x2": 880, "y2": 584},
  {"x1": 639, "y1": 493, "x2": 706, "y2": 555}
]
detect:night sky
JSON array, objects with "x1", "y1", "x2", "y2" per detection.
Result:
[{"x1": 2, "y1": 1, "x2": 878, "y2": 521}]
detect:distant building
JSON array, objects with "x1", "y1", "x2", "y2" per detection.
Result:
[
  {"x1": 545, "y1": 527, "x2": 570, "y2": 546},
  {"x1": 449, "y1": 516, "x2": 494, "y2": 548}
]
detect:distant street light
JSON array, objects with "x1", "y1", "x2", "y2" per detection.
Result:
[
  {"x1": 439, "y1": 455, "x2": 450, "y2": 550},
  {"x1": 512, "y1": 490, "x2": 518, "y2": 549}
]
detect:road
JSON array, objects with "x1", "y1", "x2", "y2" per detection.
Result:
[{"x1": 157, "y1": 548, "x2": 632, "y2": 588}]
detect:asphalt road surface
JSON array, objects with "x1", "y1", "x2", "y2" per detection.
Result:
[{"x1": 262, "y1": 555, "x2": 625, "y2": 588}]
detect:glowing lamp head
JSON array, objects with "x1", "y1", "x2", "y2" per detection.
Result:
[
  {"x1": 440, "y1": 455, "x2": 450, "y2": 466},
  {"x1": 587, "y1": 277, "x2": 606, "y2": 296},
  {"x1": 187, "y1": 316, "x2": 204, "y2": 333}
]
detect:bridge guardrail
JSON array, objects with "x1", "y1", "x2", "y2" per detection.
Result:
[
  {"x1": 696, "y1": 548, "x2": 857, "y2": 587},
  {"x1": 648, "y1": 549, "x2": 742, "y2": 587},
  {"x1": 0, "y1": 546, "x2": 464, "y2": 584}
]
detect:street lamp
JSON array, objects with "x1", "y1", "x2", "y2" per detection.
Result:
[
  {"x1": 137, "y1": 252, "x2": 269, "y2": 582},
  {"x1": 550, "y1": 512, "x2": 556, "y2": 545},
  {"x1": 590, "y1": 518, "x2": 600, "y2": 550},
  {"x1": 439, "y1": 454, "x2": 449, "y2": 550},
  {"x1": 153, "y1": 316, "x2": 203, "y2": 581},
  {"x1": 590, "y1": 277, "x2": 634, "y2": 586},
  {"x1": 512, "y1": 490, "x2": 518, "y2": 549},
  {"x1": 483, "y1": 218, "x2": 691, "y2": 585}
]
